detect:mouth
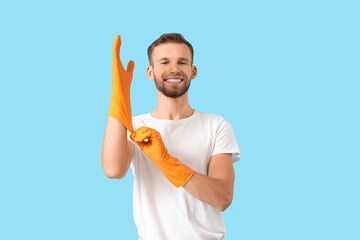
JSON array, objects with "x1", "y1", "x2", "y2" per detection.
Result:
[
  {"x1": 164, "y1": 77, "x2": 184, "y2": 84},
  {"x1": 165, "y1": 79, "x2": 183, "y2": 82}
]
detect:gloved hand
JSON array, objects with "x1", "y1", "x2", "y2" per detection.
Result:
[
  {"x1": 108, "y1": 35, "x2": 135, "y2": 133},
  {"x1": 130, "y1": 126, "x2": 194, "y2": 187}
]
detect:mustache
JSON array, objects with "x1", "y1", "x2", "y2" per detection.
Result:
[{"x1": 163, "y1": 74, "x2": 185, "y2": 79}]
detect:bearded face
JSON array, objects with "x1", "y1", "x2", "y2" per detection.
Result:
[
  {"x1": 153, "y1": 73, "x2": 191, "y2": 98},
  {"x1": 147, "y1": 43, "x2": 197, "y2": 99}
]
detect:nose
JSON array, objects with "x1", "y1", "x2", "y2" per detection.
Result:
[{"x1": 169, "y1": 62, "x2": 180, "y2": 73}]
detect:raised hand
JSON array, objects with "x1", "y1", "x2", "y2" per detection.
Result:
[{"x1": 108, "y1": 35, "x2": 135, "y2": 133}]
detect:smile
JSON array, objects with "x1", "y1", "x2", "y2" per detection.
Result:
[{"x1": 165, "y1": 79, "x2": 183, "y2": 82}]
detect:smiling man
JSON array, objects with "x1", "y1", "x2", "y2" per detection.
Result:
[
  {"x1": 149, "y1": 41, "x2": 193, "y2": 99},
  {"x1": 101, "y1": 33, "x2": 241, "y2": 240}
]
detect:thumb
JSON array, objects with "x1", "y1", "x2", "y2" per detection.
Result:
[{"x1": 127, "y1": 60, "x2": 135, "y2": 73}]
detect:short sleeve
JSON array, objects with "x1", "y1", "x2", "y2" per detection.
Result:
[{"x1": 211, "y1": 117, "x2": 241, "y2": 163}]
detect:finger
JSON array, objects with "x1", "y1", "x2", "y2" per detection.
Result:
[
  {"x1": 131, "y1": 127, "x2": 154, "y2": 143},
  {"x1": 117, "y1": 35, "x2": 121, "y2": 56},
  {"x1": 131, "y1": 128, "x2": 152, "y2": 143},
  {"x1": 127, "y1": 60, "x2": 135, "y2": 73},
  {"x1": 112, "y1": 35, "x2": 121, "y2": 61}
]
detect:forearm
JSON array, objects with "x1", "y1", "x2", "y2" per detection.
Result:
[
  {"x1": 101, "y1": 116, "x2": 133, "y2": 179},
  {"x1": 183, "y1": 171, "x2": 233, "y2": 212}
]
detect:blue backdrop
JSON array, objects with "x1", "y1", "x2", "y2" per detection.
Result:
[{"x1": 1, "y1": 0, "x2": 359, "y2": 239}]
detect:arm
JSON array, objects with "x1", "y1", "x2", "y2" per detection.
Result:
[
  {"x1": 102, "y1": 35, "x2": 135, "y2": 179},
  {"x1": 183, "y1": 153, "x2": 235, "y2": 212},
  {"x1": 101, "y1": 116, "x2": 134, "y2": 179}
]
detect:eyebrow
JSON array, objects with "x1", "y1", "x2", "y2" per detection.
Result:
[{"x1": 158, "y1": 57, "x2": 190, "y2": 62}]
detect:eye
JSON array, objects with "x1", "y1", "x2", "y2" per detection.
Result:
[
  {"x1": 179, "y1": 62, "x2": 186, "y2": 65},
  {"x1": 161, "y1": 62, "x2": 168, "y2": 65}
]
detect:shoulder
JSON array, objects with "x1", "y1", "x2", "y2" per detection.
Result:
[
  {"x1": 196, "y1": 110, "x2": 230, "y2": 125},
  {"x1": 197, "y1": 111, "x2": 236, "y2": 140}
]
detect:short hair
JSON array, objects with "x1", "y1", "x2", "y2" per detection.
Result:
[{"x1": 147, "y1": 33, "x2": 194, "y2": 66}]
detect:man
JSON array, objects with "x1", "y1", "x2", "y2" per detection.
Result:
[{"x1": 101, "y1": 33, "x2": 241, "y2": 240}]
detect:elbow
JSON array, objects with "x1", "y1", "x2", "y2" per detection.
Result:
[
  {"x1": 217, "y1": 193, "x2": 233, "y2": 212},
  {"x1": 101, "y1": 156, "x2": 128, "y2": 179},
  {"x1": 103, "y1": 170, "x2": 126, "y2": 179},
  {"x1": 217, "y1": 200, "x2": 232, "y2": 212},
  {"x1": 102, "y1": 163, "x2": 127, "y2": 179}
]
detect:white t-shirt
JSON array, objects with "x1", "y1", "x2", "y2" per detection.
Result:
[{"x1": 127, "y1": 109, "x2": 241, "y2": 240}]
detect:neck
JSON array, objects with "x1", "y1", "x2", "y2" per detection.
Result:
[{"x1": 151, "y1": 91, "x2": 194, "y2": 120}]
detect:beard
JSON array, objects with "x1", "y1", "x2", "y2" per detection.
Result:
[{"x1": 154, "y1": 75, "x2": 191, "y2": 98}]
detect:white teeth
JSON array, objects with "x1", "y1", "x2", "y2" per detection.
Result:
[{"x1": 166, "y1": 79, "x2": 182, "y2": 82}]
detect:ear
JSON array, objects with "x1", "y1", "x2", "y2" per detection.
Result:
[
  {"x1": 191, "y1": 65, "x2": 197, "y2": 79},
  {"x1": 147, "y1": 65, "x2": 154, "y2": 80}
]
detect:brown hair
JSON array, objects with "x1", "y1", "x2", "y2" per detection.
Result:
[{"x1": 147, "y1": 33, "x2": 194, "y2": 66}]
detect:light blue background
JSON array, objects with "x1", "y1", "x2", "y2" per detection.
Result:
[{"x1": 1, "y1": 0, "x2": 359, "y2": 239}]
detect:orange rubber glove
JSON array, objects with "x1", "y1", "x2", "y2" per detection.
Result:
[
  {"x1": 130, "y1": 126, "x2": 194, "y2": 188},
  {"x1": 108, "y1": 35, "x2": 135, "y2": 133}
]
